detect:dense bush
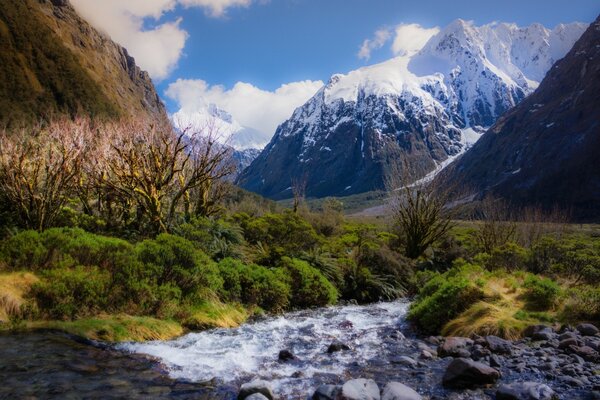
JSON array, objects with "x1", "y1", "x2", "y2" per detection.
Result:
[
  {"x1": 523, "y1": 275, "x2": 561, "y2": 311},
  {"x1": 278, "y1": 257, "x2": 338, "y2": 308},
  {"x1": 218, "y1": 258, "x2": 290, "y2": 312},
  {"x1": 484, "y1": 242, "x2": 528, "y2": 271},
  {"x1": 175, "y1": 217, "x2": 244, "y2": 260},
  {"x1": 136, "y1": 234, "x2": 223, "y2": 299},
  {"x1": 561, "y1": 286, "x2": 600, "y2": 324},
  {"x1": 31, "y1": 266, "x2": 110, "y2": 320},
  {"x1": 408, "y1": 264, "x2": 486, "y2": 334}
]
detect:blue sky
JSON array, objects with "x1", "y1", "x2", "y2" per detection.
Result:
[
  {"x1": 70, "y1": 0, "x2": 599, "y2": 141},
  {"x1": 162, "y1": 0, "x2": 599, "y2": 94}
]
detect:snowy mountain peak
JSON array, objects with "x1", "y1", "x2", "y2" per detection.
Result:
[{"x1": 238, "y1": 20, "x2": 587, "y2": 199}]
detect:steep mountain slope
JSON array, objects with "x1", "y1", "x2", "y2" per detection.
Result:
[
  {"x1": 439, "y1": 15, "x2": 600, "y2": 220},
  {"x1": 0, "y1": 0, "x2": 166, "y2": 125},
  {"x1": 237, "y1": 20, "x2": 586, "y2": 199}
]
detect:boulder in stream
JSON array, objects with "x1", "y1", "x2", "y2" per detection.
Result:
[
  {"x1": 442, "y1": 357, "x2": 500, "y2": 389},
  {"x1": 438, "y1": 337, "x2": 473, "y2": 358},
  {"x1": 496, "y1": 382, "x2": 557, "y2": 400},
  {"x1": 327, "y1": 341, "x2": 350, "y2": 354},
  {"x1": 340, "y1": 378, "x2": 380, "y2": 400},
  {"x1": 238, "y1": 379, "x2": 275, "y2": 400},
  {"x1": 312, "y1": 384, "x2": 340, "y2": 400},
  {"x1": 381, "y1": 382, "x2": 422, "y2": 400}
]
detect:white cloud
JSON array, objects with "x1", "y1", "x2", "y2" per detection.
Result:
[
  {"x1": 358, "y1": 28, "x2": 392, "y2": 60},
  {"x1": 391, "y1": 23, "x2": 440, "y2": 56},
  {"x1": 166, "y1": 79, "x2": 324, "y2": 138},
  {"x1": 70, "y1": 0, "x2": 259, "y2": 80}
]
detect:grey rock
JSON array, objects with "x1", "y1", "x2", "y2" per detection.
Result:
[
  {"x1": 340, "y1": 379, "x2": 380, "y2": 400},
  {"x1": 238, "y1": 380, "x2": 274, "y2": 400},
  {"x1": 438, "y1": 337, "x2": 473, "y2": 358},
  {"x1": 312, "y1": 384, "x2": 340, "y2": 400},
  {"x1": 390, "y1": 356, "x2": 418, "y2": 367},
  {"x1": 485, "y1": 335, "x2": 513, "y2": 354},
  {"x1": 496, "y1": 382, "x2": 557, "y2": 400},
  {"x1": 489, "y1": 354, "x2": 503, "y2": 368},
  {"x1": 327, "y1": 341, "x2": 350, "y2": 354},
  {"x1": 558, "y1": 337, "x2": 579, "y2": 349},
  {"x1": 577, "y1": 323, "x2": 599, "y2": 336},
  {"x1": 524, "y1": 325, "x2": 555, "y2": 341},
  {"x1": 278, "y1": 349, "x2": 295, "y2": 362},
  {"x1": 245, "y1": 395, "x2": 269, "y2": 400},
  {"x1": 381, "y1": 382, "x2": 422, "y2": 400},
  {"x1": 442, "y1": 358, "x2": 501, "y2": 389}
]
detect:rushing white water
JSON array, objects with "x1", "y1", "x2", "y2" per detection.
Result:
[{"x1": 118, "y1": 301, "x2": 410, "y2": 397}]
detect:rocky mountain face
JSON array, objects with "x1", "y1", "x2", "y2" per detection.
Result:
[
  {"x1": 0, "y1": 0, "x2": 166, "y2": 125},
  {"x1": 237, "y1": 20, "x2": 586, "y2": 199},
  {"x1": 439, "y1": 15, "x2": 600, "y2": 221}
]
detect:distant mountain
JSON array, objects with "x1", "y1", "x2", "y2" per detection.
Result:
[
  {"x1": 237, "y1": 20, "x2": 586, "y2": 199},
  {"x1": 439, "y1": 15, "x2": 600, "y2": 220},
  {"x1": 0, "y1": 0, "x2": 166, "y2": 125},
  {"x1": 172, "y1": 104, "x2": 267, "y2": 151}
]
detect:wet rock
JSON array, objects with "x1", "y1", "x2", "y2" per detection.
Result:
[
  {"x1": 419, "y1": 350, "x2": 434, "y2": 360},
  {"x1": 569, "y1": 345, "x2": 599, "y2": 362},
  {"x1": 442, "y1": 358, "x2": 500, "y2": 389},
  {"x1": 438, "y1": 337, "x2": 473, "y2": 358},
  {"x1": 558, "y1": 337, "x2": 579, "y2": 349},
  {"x1": 470, "y1": 345, "x2": 490, "y2": 360},
  {"x1": 312, "y1": 384, "x2": 340, "y2": 400},
  {"x1": 245, "y1": 395, "x2": 269, "y2": 400},
  {"x1": 327, "y1": 341, "x2": 350, "y2": 354},
  {"x1": 485, "y1": 335, "x2": 513, "y2": 354},
  {"x1": 381, "y1": 382, "x2": 422, "y2": 400},
  {"x1": 489, "y1": 354, "x2": 503, "y2": 368},
  {"x1": 524, "y1": 325, "x2": 555, "y2": 341},
  {"x1": 238, "y1": 380, "x2": 274, "y2": 400},
  {"x1": 390, "y1": 356, "x2": 418, "y2": 367},
  {"x1": 339, "y1": 320, "x2": 354, "y2": 330},
  {"x1": 278, "y1": 350, "x2": 295, "y2": 362},
  {"x1": 496, "y1": 382, "x2": 556, "y2": 400},
  {"x1": 340, "y1": 379, "x2": 380, "y2": 400},
  {"x1": 577, "y1": 323, "x2": 599, "y2": 336}
]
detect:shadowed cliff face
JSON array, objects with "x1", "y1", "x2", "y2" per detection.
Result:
[
  {"x1": 440, "y1": 15, "x2": 600, "y2": 221},
  {"x1": 0, "y1": 0, "x2": 167, "y2": 125}
]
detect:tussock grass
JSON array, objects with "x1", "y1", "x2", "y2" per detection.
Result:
[
  {"x1": 182, "y1": 301, "x2": 249, "y2": 330},
  {"x1": 33, "y1": 315, "x2": 184, "y2": 342},
  {"x1": 0, "y1": 272, "x2": 38, "y2": 322}
]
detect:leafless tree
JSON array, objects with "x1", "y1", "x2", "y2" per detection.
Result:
[
  {"x1": 0, "y1": 119, "x2": 88, "y2": 231},
  {"x1": 387, "y1": 169, "x2": 455, "y2": 259},
  {"x1": 472, "y1": 196, "x2": 517, "y2": 253},
  {"x1": 291, "y1": 174, "x2": 307, "y2": 213}
]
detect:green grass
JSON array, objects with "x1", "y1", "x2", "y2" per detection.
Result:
[
  {"x1": 31, "y1": 315, "x2": 184, "y2": 342},
  {"x1": 182, "y1": 301, "x2": 250, "y2": 330}
]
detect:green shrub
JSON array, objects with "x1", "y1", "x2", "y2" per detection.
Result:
[
  {"x1": 523, "y1": 275, "x2": 561, "y2": 310},
  {"x1": 217, "y1": 258, "x2": 290, "y2": 312},
  {"x1": 136, "y1": 234, "x2": 223, "y2": 299},
  {"x1": 485, "y1": 242, "x2": 528, "y2": 271},
  {"x1": 32, "y1": 266, "x2": 110, "y2": 320},
  {"x1": 408, "y1": 266, "x2": 485, "y2": 334},
  {"x1": 560, "y1": 286, "x2": 600, "y2": 324},
  {"x1": 278, "y1": 257, "x2": 338, "y2": 308},
  {"x1": 176, "y1": 217, "x2": 244, "y2": 260},
  {"x1": 0, "y1": 230, "x2": 46, "y2": 270}
]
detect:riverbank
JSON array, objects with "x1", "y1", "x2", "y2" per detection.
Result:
[{"x1": 1, "y1": 301, "x2": 599, "y2": 399}]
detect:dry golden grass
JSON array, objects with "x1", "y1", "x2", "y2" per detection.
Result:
[
  {"x1": 183, "y1": 301, "x2": 249, "y2": 331},
  {"x1": 442, "y1": 277, "x2": 552, "y2": 340},
  {"x1": 0, "y1": 272, "x2": 39, "y2": 322}
]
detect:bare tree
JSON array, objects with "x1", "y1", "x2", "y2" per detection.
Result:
[
  {"x1": 472, "y1": 196, "x2": 517, "y2": 253},
  {"x1": 291, "y1": 174, "x2": 307, "y2": 213},
  {"x1": 387, "y1": 170, "x2": 455, "y2": 259},
  {"x1": 0, "y1": 119, "x2": 88, "y2": 231}
]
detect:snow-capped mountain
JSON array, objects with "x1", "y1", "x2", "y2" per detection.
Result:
[
  {"x1": 172, "y1": 104, "x2": 268, "y2": 151},
  {"x1": 439, "y1": 15, "x2": 600, "y2": 220},
  {"x1": 237, "y1": 19, "x2": 587, "y2": 199}
]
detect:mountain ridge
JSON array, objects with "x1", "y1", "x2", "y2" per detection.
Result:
[{"x1": 237, "y1": 19, "x2": 586, "y2": 199}]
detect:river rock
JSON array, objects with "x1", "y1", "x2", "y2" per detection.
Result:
[
  {"x1": 569, "y1": 345, "x2": 599, "y2": 362},
  {"x1": 524, "y1": 325, "x2": 555, "y2": 341},
  {"x1": 496, "y1": 382, "x2": 556, "y2": 400},
  {"x1": 577, "y1": 323, "x2": 599, "y2": 336},
  {"x1": 381, "y1": 382, "x2": 422, "y2": 400},
  {"x1": 340, "y1": 379, "x2": 380, "y2": 400},
  {"x1": 558, "y1": 337, "x2": 579, "y2": 349},
  {"x1": 327, "y1": 341, "x2": 350, "y2": 354},
  {"x1": 390, "y1": 356, "x2": 418, "y2": 367},
  {"x1": 312, "y1": 384, "x2": 340, "y2": 400},
  {"x1": 238, "y1": 380, "x2": 275, "y2": 400},
  {"x1": 278, "y1": 350, "x2": 295, "y2": 362},
  {"x1": 438, "y1": 337, "x2": 473, "y2": 358},
  {"x1": 485, "y1": 335, "x2": 513, "y2": 354},
  {"x1": 442, "y1": 358, "x2": 500, "y2": 389},
  {"x1": 245, "y1": 395, "x2": 269, "y2": 400}
]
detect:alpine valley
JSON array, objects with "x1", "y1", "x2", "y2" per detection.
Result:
[{"x1": 237, "y1": 19, "x2": 587, "y2": 199}]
